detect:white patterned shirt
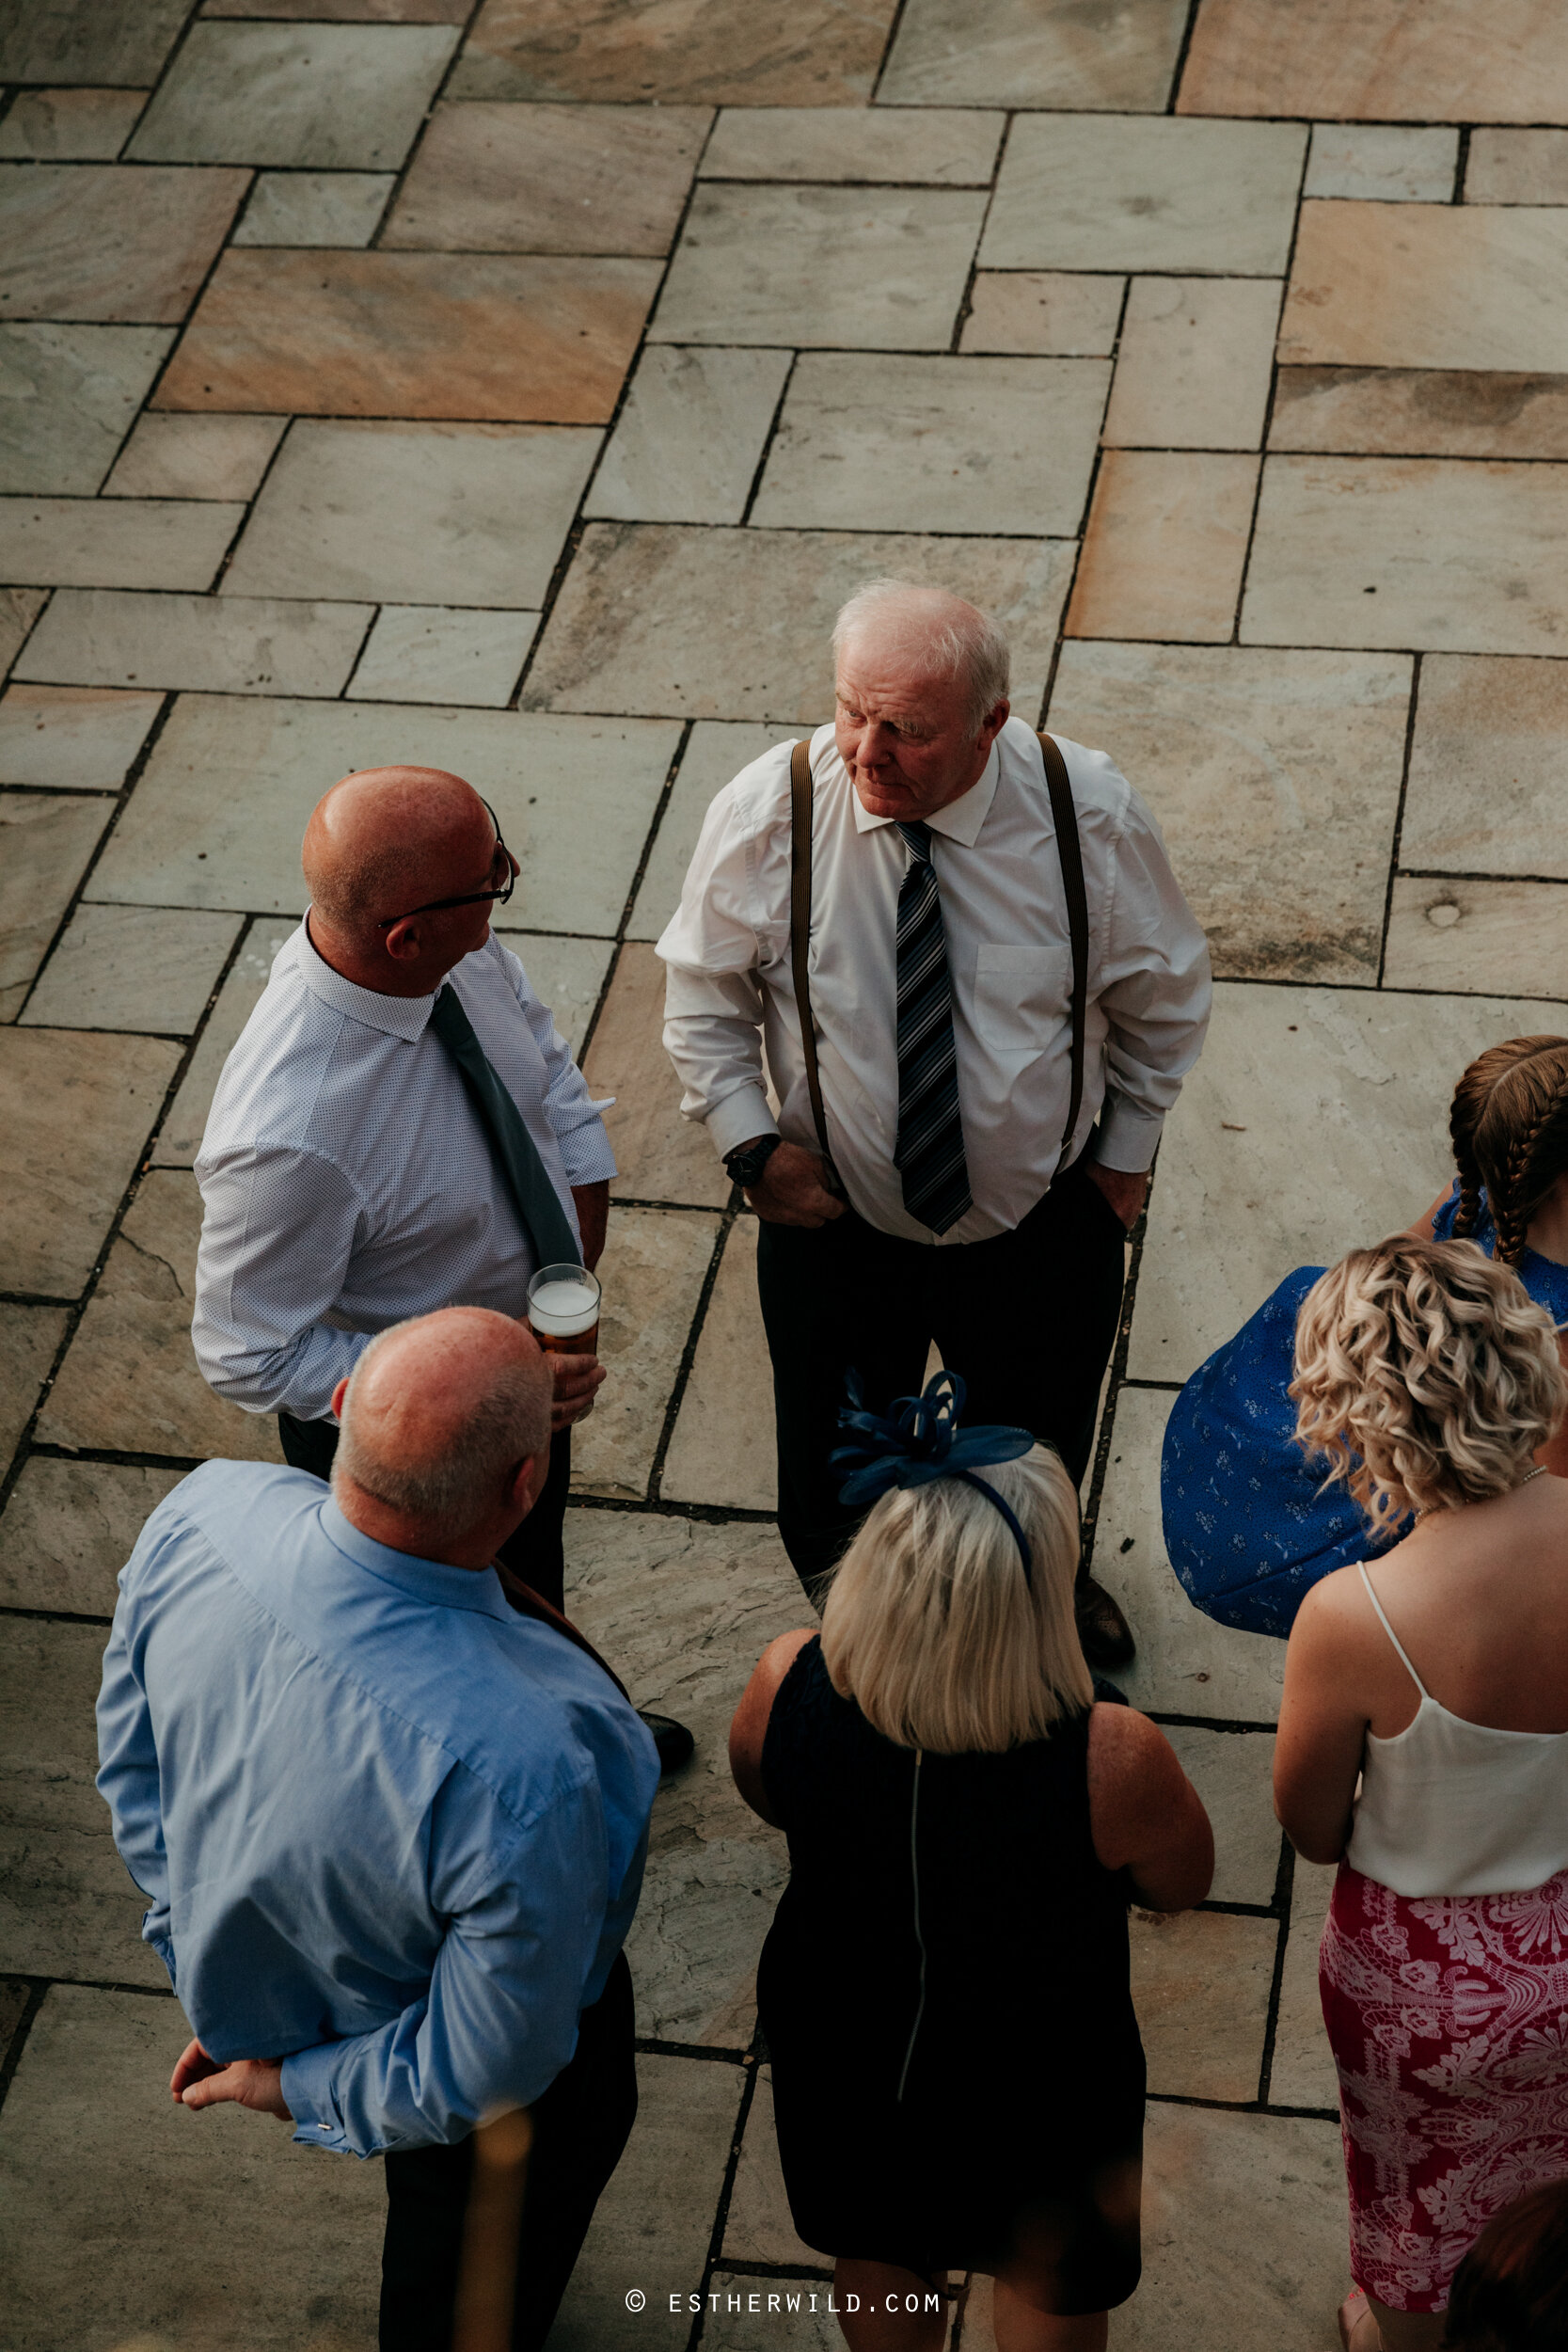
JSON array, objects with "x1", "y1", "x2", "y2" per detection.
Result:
[{"x1": 194, "y1": 921, "x2": 615, "y2": 1422}]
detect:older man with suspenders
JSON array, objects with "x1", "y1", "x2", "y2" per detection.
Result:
[{"x1": 657, "y1": 580, "x2": 1212, "y2": 1666}]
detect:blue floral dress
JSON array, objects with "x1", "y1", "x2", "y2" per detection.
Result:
[{"x1": 1160, "y1": 1184, "x2": 1568, "y2": 1638}]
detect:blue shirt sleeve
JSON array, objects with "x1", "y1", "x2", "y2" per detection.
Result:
[{"x1": 96, "y1": 1573, "x2": 176, "y2": 1986}]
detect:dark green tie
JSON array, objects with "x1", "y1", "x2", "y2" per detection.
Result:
[{"x1": 429, "y1": 985, "x2": 580, "y2": 1269}]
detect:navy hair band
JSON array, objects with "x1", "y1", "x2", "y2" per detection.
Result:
[{"x1": 831, "y1": 1368, "x2": 1036, "y2": 1585}]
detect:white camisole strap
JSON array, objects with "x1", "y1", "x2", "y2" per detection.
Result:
[{"x1": 1357, "y1": 1561, "x2": 1431, "y2": 1702}]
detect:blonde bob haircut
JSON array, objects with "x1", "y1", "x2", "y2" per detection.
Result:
[
  {"x1": 819, "y1": 1444, "x2": 1092, "y2": 1756},
  {"x1": 1291, "y1": 1235, "x2": 1566, "y2": 1534}
]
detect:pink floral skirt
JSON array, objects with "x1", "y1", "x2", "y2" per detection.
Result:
[{"x1": 1319, "y1": 1860, "x2": 1568, "y2": 2312}]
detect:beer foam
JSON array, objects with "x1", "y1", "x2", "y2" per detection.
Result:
[{"x1": 529, "y1": 1278, "x2": 600, "y2": 1337}]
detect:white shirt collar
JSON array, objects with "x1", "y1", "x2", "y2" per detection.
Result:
[
  {"x1": 848, "y1": 738, "x2": 1002, "y2": 847},
  {"x1": 298, "y1": 913, "x2": 440, "y2": 1042}
]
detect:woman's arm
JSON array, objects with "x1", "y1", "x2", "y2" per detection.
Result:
[
  {"x1": 1086, "y1": 1706, "x2": 1214, "y2": 1912},
  {"x1": 1407, "y1": 1183, "x2": 1452, "y2": 1240},
  {"x1": 728, "y1": 1629, "x2": 816, "y2": 1828},
  {"x1": 1273, "y1": 1575, "x2": 1372, "y2": 1863}
]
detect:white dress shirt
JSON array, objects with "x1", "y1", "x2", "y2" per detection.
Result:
[
  {"x1": 657, "y1": 717, "x2": 1212, "y2": 1246},
  {"x1": 194, "y1": 921, "x2": 615, "y2": 1422}
]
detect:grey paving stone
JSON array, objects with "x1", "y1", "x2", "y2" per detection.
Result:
[
  {"x1": 1066, "y1": 449, "x2": 1258, "y2": 644},
  {"x1": 545, "y1": 2052, "x2": 742, "y2": 2351},
  {"x1": 0, "y1": 1026, "x2": 181, "y2": 1296},
  {"x1": 1383, "y1": 876, "x2": 1568, "y2": 1000},
  {"x1": 1132, "y1": 1907, "x2": 1276, "y2": 2102},
  {"x1": 584, "y1": 345, "x2": 793, "y2": 526},
  {"x1": 982, "y1": 116, "x2": 1306, "y2": 276},
  {"x1": 0, "y1": 87, "x2": 148, "y2": 157},
  {"x1": 0, "y1": 161, "x2": 251, "y2": 324},
  {"x1": 0, "y1": 1456, "x2": 184, "y2": 1615},
  {"x1": 650, "y1": 183, "x2": 987, "y2": 351},
  {"x1": 1467, "y1": 126, "x2": 1568, "y2": 205},
  {"x1": 565, "y1": 1507, "x2": 800, "y2": 2047},
  {"x1": 700, "y1": 104, "x2": 1002, "y2": 183},
  {"x1": 0, "y1": 788, "x2": 115, "y2": 1009},
  {"x1": 751, "y1": 352, "x2": 1109, "y2": 537},
  {"x1": 91, "y1": 697, "x2": 681, "y2": 934},
  {"x1": 880, "y1": 0, "x2": 1190, "y2": 110},
  {"x1": 568, "y1": 1204, "x2": 720, "y2": 1501},
  {"x1": 1101, "y1": 278, "x2": 1280, "y2": 452},
  {"x1": 0, "y1": 496, "x2": 243, "y2": 591},
  {"x1": 450, "y1": 0, "x2": 895, "y2": 108},
  {"x1": 1304, "y1": 121, "x2": 1458, "y2": 201},
  {"x1": 721, "y1": 2069, "x2": 822, "y2": 2268},
  {"x1": 224, "y1": 420, "x2": 600, "y2": 608},
  {"x1": 346, "y1": 604, "x2": 540, "y2": 707},
  {"x1": 661, "y1": 1216, "x2": 777, "y2": 1512},
  {"x1": 130, "y1": 20, "x2": 460, "y2": 169},
  {"x1": 151, "y1": 916, "x2": 299, "y2": 1166},
  {"x1": 525, "y1": 523, "x2": 1075, "y2": 723},
  {"x1": 0, "y1": 1984, "x2": 385, "y2": 2349},
  {"x1": 1128, "y1": 981, "x2": 1568, "y2": 1387},
  {"x1": 0, "y1": 1301, "x2": 68, "y2": 1475},
  {"x1": 104, "y1": 412, "x2": 289, "y2": 501},
  {"x1": 16, "y1": 589, "x2": 374, "y2": 697},
  {"x1": 626, "y1": 720, "x2": 797, "y2": 942},
  {"x1": 1091, "y1": 1387, "x2": 1287, "y2": 1725},
  {"x1": 582, "y1": 944, "x2": 731, "y2": 1208},
  {"x1": 232, "y1": 167, "x2": 395, "y2": 245},
  {"x1": 1268, "y1": 366, "x2": 1568, "y2": 461},
  {"x1": 1046, "y1": 643, "x2": 1411, "y2": 983},
  {"x1": 492, "y1": 931, "x2": 614, "y2": 1058},
  {"x1": 0, "y1": 323, "x2": 173, "y2": 494},
  {"x1": 0, "y1": 1619, "x2": 166, "y2": 1983},
  {"x1": 1268, "y1": 1857, "x2": 1340, "y2": 2111},
  {"x1": 0, "y1": 1, "x2": 189, "y2": 85},
  {"x1": 1163, "y1": 1726, "x2": 1281, "y2": 1908},
  {"x1": 40, "y1": 1168, "x2": 285, "y2": 1461},
  {"x1": 1282, "y1": 201, "x2": 1568, "y2": 374},
  {"x1": 1401, "y1": 653, "x2": 1568, "y2": 880},
  {"x1": 0, "y1": 589, "x2": 48, "y2": 680},
  {"x1": 384, "y1": 100, "x2": 709, "y2": 256},
  {"x1": 959, "y1": 269, "x2": 1126, "y2": 357},
  {"x1": 1242, "y1": 454, "x2": 1568, "y2": 656},
  {"x1": 23, "y1": 902, "x2": 243, "y2": 1036},
  {"x1": 1, "y1": 683, "x2": 166, "y2": 799}
]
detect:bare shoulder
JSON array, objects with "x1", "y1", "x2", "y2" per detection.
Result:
[
  {"x1": 1085, "y1": 1700, "x2": 1181, "y2": 1793},
  {"x1": 731, "y1": 1629, "x2": 817, "y2": 1749}
]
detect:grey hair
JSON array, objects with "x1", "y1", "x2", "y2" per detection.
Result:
[
  {"x1": 819, "y1": 1444, "x2": 1092, "y2": 1754},
  {"x1": 333, "y1": 1323, "x2": 553, "y2": 1531},
  {"x1": 832, "y1": 579, "x2": 1011, "y2": 731}
]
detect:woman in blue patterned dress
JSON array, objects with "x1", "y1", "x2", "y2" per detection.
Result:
[{"x1": 1162, "y1": 1036, "x2": 1568, "y2": 1637}]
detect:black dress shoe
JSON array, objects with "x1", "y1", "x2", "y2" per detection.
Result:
[
  {"x1": 1075, "y1": 1576, "x2": 1136, "y2": 1670},
  {"x1": 640, "y1": 1711, "x2": 694, "y2": 1777}
]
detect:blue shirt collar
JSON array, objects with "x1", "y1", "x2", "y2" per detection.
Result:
[{"x1": 317, "y1": 1496, "x2": 516, "y2": 1622}]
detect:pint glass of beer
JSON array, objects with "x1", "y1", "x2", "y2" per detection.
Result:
[{"x1": 527, "y1": 1263, "x2": 601, "y2": 1358}]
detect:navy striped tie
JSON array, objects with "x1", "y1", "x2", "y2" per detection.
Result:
[{"x1": 894, "y1": 822, "x2": 972, "y2": 1234}]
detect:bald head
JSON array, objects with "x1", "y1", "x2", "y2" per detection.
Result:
[
  {"x1": 303, "y1": 766, "x2": 496, "y2": 944},
  {"x1": 334, "y1": 1308, "x2": 552, "y2": 1540},
  {"x1": 832, "y1": 580, "x2": 1009, "y2": 730}
]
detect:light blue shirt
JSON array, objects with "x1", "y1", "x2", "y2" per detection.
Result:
[
  {"x1": 193, "y1": 920, "x2": 617, "y2": 1423},
  {"x1": 96, "y1": 1461, "x2": 658, "y2": 2159}
]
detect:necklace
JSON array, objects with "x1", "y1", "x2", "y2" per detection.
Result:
[{"x1": 1414, "y1": 1464, "x2": 1547, "y2": 1520}]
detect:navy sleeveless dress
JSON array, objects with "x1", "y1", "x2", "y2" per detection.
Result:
[
  {"x1": 1161, "y1": 1184, "x2": 1568, "y2": 1637},
  {"x1": 756, "y1": 1638, "x2": 1144, "y2": 2307}
]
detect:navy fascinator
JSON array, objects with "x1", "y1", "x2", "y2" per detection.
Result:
[{"x1": 832, "y1": 1368, "x2": 1037, "y2": 1583}]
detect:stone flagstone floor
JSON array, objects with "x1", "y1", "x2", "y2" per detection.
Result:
[{"x1": 2, "y1": 2, "x2": 1567, "y2": 2346}]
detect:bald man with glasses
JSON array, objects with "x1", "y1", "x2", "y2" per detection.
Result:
[{"x1": 192, "y1": 765, "x2": 692, "y2": 1772}]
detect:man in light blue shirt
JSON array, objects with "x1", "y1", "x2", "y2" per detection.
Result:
[{"x1": 98, "y1": 1306, "x2": 659, "y2": 2352}]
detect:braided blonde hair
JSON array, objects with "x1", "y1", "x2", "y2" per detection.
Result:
[
  {"x1": 1449, "y1": 1036, "x2": 1568, "y2": 1263},
  {"x1": 1291, "y1": 1236, "x2": 1565, "y2": 1531}
]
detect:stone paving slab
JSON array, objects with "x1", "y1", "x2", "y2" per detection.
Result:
[
  {"x1": 0, "y1": 162, "x2": 251, "y2": 324},
  {"x1": 104, "y1": 412, "x2": 290, "y2": 502},
  {"x1": 586, "y1": 345, "x2": 794, "y2": 527},
  {"x1": 722, "y1": 2067, "x2": 822, "y2": 2270},
  {"x1": 17, "y1": 589, "x2": 373, "y2": 698},
  {"x1": 493, "y1": 931, "x2": 615, "y2": 1060},
  {"x1": 91, "y1": 698, "x2": 681, "y2": 932},
  {"x1": 451, "y1": 0, "x2": 896, "y2": 107},
  {"x1": 959, "y1": 271, "x2": 1127, "y2": 358},
  {"x1": 232, "y1": 168, "x2": 395, "y2": 247},
  {"x1": 22, "y1": 901, "x2": 241, "y2": 1036},
  {"x1": 661, "y1": 1216, "x2": 778, "y2": 1514},
  {"x1": 386, "y1": 101, "x2": 710, "y2": 257},
  {"x1": 1067, "y1": 450, "x2": 1258, "y2": 644},
  {"x1": 1267, "y1": 367, "x2": 1568, "y2": 461},
  {"x1": 525, "y1": 524, "x2": 1074, "y2": 721},
  {"x1": 1101, "y1": 278, "x2": 1279, "y2": 453},
  {"x1": 1467, "y1": 126, "x2": 1568, "y2": 205},
  {"x1": 1270, "y1": 1858, "x2": 1340, "y2": 2113},
  {"x1": 156, "y1": 250, "x2": 661, "y2": 423},
  {"x1": 0, "y1": 1302, "x2": 68, "y2": 1475},
  {"x1": 1401, "y1": 653, "x2": 1568, "y2": 880},
  {"x1": 206, "y1": 0, "x2": 469, "y2": 15},
  {"x1": 1281, "y1": 202, "x2": 1568, "y2": 373},
  {"x1": 0, "y1": 1983, "x2": 385, "y2": 2348},
  {"x1": 1304, "y1": 122, "x2": 1458, "y2": 203},
  {"x1": 0, "y1": 495, "x2": 245, "y2": 593},
  {"x1": 0, "y1": 322, "x2": 174, "y2": 497},
  {"x1": 879, "y1": 0, "x2": 1190, "y2": 112},
  {"x1": 0, "y1": 1457, "x2": 184, "y2": 1616},
  {"x1": 1162, "y1": 1726, "x2": 1280, "y2": 1907},
  {"x1": 0, "y1": 682, "x2": 162, "y2": 789},
  {"x1": 0, "y1": 88, "x2": 147, "y2": 158},
  {"x1": 1047, "y1": 642, "x2": 1411, "y2": 983},
  {"x1": 0, "y1": 789, "x2": 116, "y2": 1011},
  {"x1": 1130, "y1": 1906, "x2": 1276, "y2": 2102},
  {"x1": 701, "y1": 105, "x2": 1002, "y2": 186},
  {"x1": 0, "y1": 589, "x2": 48, "y2": 678},
  {"x1": 626, "y1": 721, "x2": 798, "y2": 944},
  {"x1": 346, "y1": 606, "x2": 540, "y2": 707},
  {"x1": 1180, "y1": 0, "x2": 1568, "y2": 124},
  {"x1": 0, "y1": 0, "x2": 190, "y2": 86},
  {"x1": 150, "y1": 916, "x2": 308, "y2": 1168},
  {"x1": 1383, "y1": 876, "x2": 1568, "y2": 1001},
  {"x1": 570, "y1": 1206, "x2": 721, "y2": 1500},
  {"x1": 129, "y1": 20, "x2": 460, "y2": 169},
  {"x1": 583, "y1": 945, "x2": 732, "y2": 1209},
  {"x1": 0, "y1": 1026, "x2": 182, "y2": 1297}
]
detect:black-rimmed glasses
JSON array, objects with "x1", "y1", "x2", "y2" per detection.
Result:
[{"x1": 375, "y1": 798, "x2": 516, "y2": 929}]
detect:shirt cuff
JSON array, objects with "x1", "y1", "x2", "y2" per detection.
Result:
[
  {"x1": 704, "y1": 1084, "x2": 779, "y2": 1160},
  {"x1": 1095, "y1": 1094, "x2": 1164, "y2": 1174},
  {"x1": 556, "y1": 1120, "x2": 618, "y2": 1187},
  {"x1": 280, "y1": 2045, "x2": 355, "y2": 2156}
]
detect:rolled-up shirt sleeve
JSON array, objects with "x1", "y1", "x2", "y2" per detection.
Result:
[
  {"x1": 192, "y1": 1144, "x2": 373, "y2": 1422},
  {"x1": 499, "y1": 946, "x2": 618, "y2": 1187},
  {"x1": 657, "y1": 787, "x2": 780, "y2": 1158},
  {"x1": 1092, "y1": 788, "x2": 1212, "y2": 1173}
]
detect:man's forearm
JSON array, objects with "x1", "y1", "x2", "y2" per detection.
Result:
[{"x1": 571, "y1": 1182, "x2": 609, "y2": 1272}]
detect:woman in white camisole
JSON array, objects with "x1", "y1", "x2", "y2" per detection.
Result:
[{"x1": 1274, "y1": 1234, "x2": 1568, "y2": 2352}]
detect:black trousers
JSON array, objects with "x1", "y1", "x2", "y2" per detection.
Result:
[
  {"x1": 379, "y1": 1952, "x2": 638, "y2": 2352},
  {"x1": 277, "y1": 1416, "x2": 573, "y2": 1613},
  {"x1": 754, "y1": 1154, "x2": 1129, "y2": 1596}
]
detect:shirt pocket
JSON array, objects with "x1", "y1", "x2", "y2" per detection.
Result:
[{"x1": 971, "y1": 943, "x2": 1074, "y2": 1054}]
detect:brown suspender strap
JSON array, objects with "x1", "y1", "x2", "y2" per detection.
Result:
[
  {"x1": 789, "y1": 737, "x2": 839, "y2": 1178},
  {"x1": 491, "y1": 1561, "x2": 633, "y2": 1707},
  {"x1": 1037, "y1": 730, "x2": 1090, "y2": 1161}
]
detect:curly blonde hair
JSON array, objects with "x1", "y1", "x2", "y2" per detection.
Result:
[{"x1": 1291, "y1": 1237, "x2": 1565, "y2": 1532}]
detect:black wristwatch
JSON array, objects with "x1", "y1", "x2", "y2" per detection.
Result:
[{"x1": 724, "y1": 1134, "x2": 783, "y2": 1189}]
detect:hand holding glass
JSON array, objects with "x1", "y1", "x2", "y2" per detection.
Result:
[{"x1": 527, "y1": 1264, "x2": 601, "y2": 1359}]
